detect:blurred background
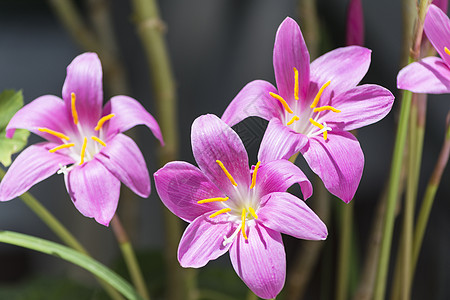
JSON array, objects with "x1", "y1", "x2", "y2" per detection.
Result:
[{"x1": 0, "y1": 0, "x2": 448, "y2": 299}]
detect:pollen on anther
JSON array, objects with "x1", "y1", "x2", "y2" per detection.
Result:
[
  {"x1": 209, "y1": 208, "x2": 231, "y2": 218},
  {"x1": 310, "y1": 81, "x2": 331, "y2": 108},
  {"x1": 313, "y1": 106, "x2": 341, "y2": 113},
  {"x1": 294, "y1": 67, "x2": 299, "y2": 100},
  {"x1": 248, "y1": 207, "x2": 258, "y2": 219},
  {"x1": 445, "y1": 47, "x2": 450, "y2": 56},
  {"x1": 38, "y1": 128, "x2": 70, "y2": 141},
  {"x1": 249, "y1": 161, "x2": 261, "y2": 189},
  {"x1": 216, "y1": 160, "x2": 238, "y2": 186},
  {"x1": 287, "y1": 115, "x2": 300, "y2": 126},
  {"x1": 71, "y1": 92, "x2": 79, "y2": 125},
  {"x1": 91, "y1": 136, "x2": 106, "y2": 147},
  {"x1": 309, "y1": 118, "x2": 324, "y2": 129},
  {"x1": 79, "y1": 137, "x2": 88, "y2": 165},
  {"x1": 49, "y1": 143, "x2": 75, "y2": 153},
  {"x1": 269, "y1": 92, "x2": 294, "y2": 114},
  {"x1": 241, "y1": 208, "x2": 248, "y2": 240},
  {"x1": 197, "y1": 197, "x2": 229, "y2": 204},
  {"x1": 95, "y1": 114, "x2": 115, "y2": 131}
]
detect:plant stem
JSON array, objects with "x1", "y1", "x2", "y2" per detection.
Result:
[
  {"x1": 111, "y1": 215, "x2": 150, "y2": 300},
  {"x1": 336, "y1": 201, "x2": 353, "y2": 300},
  {"x1": 0, "y1": 168, "x2": 124, "y2": 300}
]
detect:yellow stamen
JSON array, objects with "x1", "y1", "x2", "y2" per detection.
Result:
[
  {"x1": 95, "y1": 114, "x2": 115, "y2": 131},
  {"x1": 269, "y1": 92, "x2": 294, "y2": 114},
  {"x1": 294, "y1": 67, "x2": 299, "y2": 100},
  {"x1": 241, "y1": 208, "x2": 248, "y2": 240},
  {"x1": 248, "y1": 207, "x2": 258, "y2": 219},
  {"x1": 79, "y1": 137, "x2": 88, "y2": 165},
  {"x1": 91, "y1": 136, "x2": 106, "y2": 147},
  {"x1": 249, "y1": 161, "x2": 261, "y2": 189},
  {"x1": 323, "y1": 130, "x2": 328, "y2": 140},
  {"x1": 445, "y1": 47, "x2": 450, "y2": 56},
  {"x1": 216, "y1": 160, "x2": 238, "y2": 186},
  {"x1": 197, "y1": 197, "x2": 229, "y2": 204},
  {"x1": 71, "y1": 92, "x2": 79, "y2": 125},
  {"x1": 209, "y1": 208, "x2": 231, "y2": 218},
  {"x1": 309, "y1": 118, "x2": 324, "y2": 129},
  {"x1": 49, "y1": 143, "x2": 75, "y2": 153},
  {"x1": 313, "y1": 105, "x2": 341, "y2": 113},
  {"x1": 310, "y1": 81, "x2": 331, "y2": 108},
  {"x1": 287, "y1": 115, "x2": 300, "y2": 125},
  {"x1": 38, "y1": 128, "x2": 70, "y2": 141}
]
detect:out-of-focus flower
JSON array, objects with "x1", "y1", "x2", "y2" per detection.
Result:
[
  {"x1": 222, "y1": 17, "x2": 394, "y2": 203},
  {"x1": 154, "y1": 114, "x2": 327, "y2": 299},
  {"x1": 346, "y1": 0, "x2": 364, "y2": 46},
  {"x1": 0, "y1": 53, "x2": 163, "y2": 226}
]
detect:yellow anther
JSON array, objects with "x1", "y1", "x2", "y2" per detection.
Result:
[
  {"x1": 209, "y1": 208, "x2": 231, "y2": 218},
  {"x1": 287, "y1": 115, "x2": 300, "y2": 125},
  {"x1": 269, "y1": 92, "x2": 294, "y2": 114},
  {"x1": 309, "y1": 118, "x2": 324, "y2": 129},
  {"x1": 310, "y1": 81, "x2": 331, "y2": 108},
  {"x1": 323, "y1": 130, "x2": 328, "y2": 140},
  {"x1": 79, "y1": 137, "x2": 88, "y2": 165},
  {"x1": 445, "y1": 47, "x2": 450, "y2": 56},
  {"x1": 95, "y1": 114, "x2": 115, "y2": 131},
  {"x1": 294, "y1": 67, "x2": 299, "y2": 100},
  {"x1": 38, "y1": 128, "x2": 70, "y2": 141},
  {"x1": 241, "y1": 208, "x2": 248, "y2": 240},
  {"x1": 49, "y1": 143, "x2": 75, "y2": 153},
  {"x1": 248, "y1": 207, "x2": 258, "y2": 219},
  {"x1": 249, "y1": 161, "x2": 261, "y2": 189},
  {"x1": 313, "y1": 105, "x2": 341, "y2": 113},
  {"x1": 197, "y1": 197, "x2": 229, "y2": 204},
  {"x1": 216, "y1": 160, "x2": 238, "y2": 186},
  {"x1": 71, "y1": 92, "x2": 79, "y2": 125},
  {"x1": 91, "y1": 136, "x2": 106, "y2": 147}
]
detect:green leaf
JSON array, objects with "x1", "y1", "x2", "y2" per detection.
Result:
[
  {"x1": 0, "y1": 231, "x2": 143, "y2": 300},
  {"x1": 0, "y1": 90, "x2": 29, "y2": 166}
]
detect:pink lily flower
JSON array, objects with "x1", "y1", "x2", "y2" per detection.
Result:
[
  {"x1": 398, "y1": 4, "x2": 450, "y2": 93},
  {"x1": 222, "y1": 17, "x2": 394, "y2": 203},
  {"x1": 154, "y1": 114, "x2": 327, "y2": 299},
  {"x1": 0, "y1": 53, "x2": 163, "y2": 226}
]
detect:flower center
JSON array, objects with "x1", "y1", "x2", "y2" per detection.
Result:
[
  {"x1": 196, "y1": 160, "x2": 261, "y2": 245},
  {"x1": 269, "y1": 68, "x2": 342, "y2": 140},
  {"x1": 38, "y1": 92, "x2": 115, "y2": 167}
]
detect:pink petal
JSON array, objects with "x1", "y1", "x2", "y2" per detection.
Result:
[
  {"x1": 103, "y1": 95, "x2": 164, "y2": 145},
  {"x1": 191, "y1": 114, "x2": 250, "y2": 195},
  {"x1": 178, "y1": 213, "x2": 234, "y2": 268},
  {"x1": 273, "y1": 17, "x2": 310, "y2": 104},
  {"x1": 154, "y1": 161, "x2": 224, "y2": 222},
  {"x1": 229, "y1": 223, "x2": 285, "y2": 299},
  {"x1": 346, "y1": 0, "x2": 364, "y2": 46},
  {"x1": 65, "y1": 159, "x2": 120, "y2": 226},
  {"x1": 258, "y1": 118, "x2": 308, "y2": 162},
  {"x1": 62, "y1": 53, "x2": 103, "y2": 129},
  {"x1": 95, "y1": 133, "x2": 150, "y2": 198},
  {"x1": 325, "y1": 84, "x2": 394, "y2": 131},
  {"x1": 301, "y1": 130, "x2": 364, "y2": 203},
  {"x1": 6, "y1": 95, "x2": 74, "y2": 143},
  {"x1": 0, "y1": 143, "x2": 75, "y2": 201},
  {"x1": 397, "y1": 56, "x2": 450, "y2": 94},
  {"x1": 221, "y1": 80, "x2": 283, "y2": 127},
  {"x1": 309, "y1": 46, "x2": 371, "y2": 107},
  {"x1": 424, "y1": 4, "x2": 450, "y2": 67},
  {"x1": 258, "y1": 192, "x2": 328, "y2": 240},
  {"x1": 256, "y1": 160, "x2": 312, "y2": 200}
]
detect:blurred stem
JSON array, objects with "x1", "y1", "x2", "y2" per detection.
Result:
[
  {"x1": 336, "y1": 201, "x2": 353, "y2": 300},
  {"x1": 0, "y1": 168, "x2": 124, "y2": 300},
  {"x1": 412, "y1": 114, "x2": 450, "y2": 278},
  {"x1": 111, "y1": 215, "x2": 150, "y2": 300},
  {"x1": 246, "y1": 290, "x2": 258, "y2": 300},
  {"x1": 297, "y1": 0, "x2": 320, "y2": 59},
  {"x1": 129, "y1": 1, "x2": 197, "y2": 300}
]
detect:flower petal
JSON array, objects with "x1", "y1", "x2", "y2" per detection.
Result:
[
  {"x1": 309, "y1": 46, "x2": 371, "y2": 107},
  {"x1": 65, "y1": 159, "x2": 120, "y2": 226},
  {"x1": 273, "y1": 17, "x2": 310, "y2": 103},
  {"x1": 103, "y1": 95, "x2": 164, "y2": 145},
  {"x1": 258, "y1": 118, "x2": 308, "y2": 162},
  {"x1": 346, "y1": 0, "x2": 364, "y2": 46},
  {"x1": 229, "y1": 223, "x2": 285, "y2": 299},
  {"x1": 0, "y1": 143, "x2": 75, "y2": 201},
  {"x1": 221, "y1": 80, "x2": 283, "y2": 127},
  {"x1": 191, "y1": 114, "x2": 250, "y2": 195},
  {"x1": 154, "y1": 161, "x2": 225, "y2": 222},
  {"x1": 258, "y1": 192, "x2": 328, "y2": 240},
  {"x1": 256, "y1": 160, "x2": 312, "y2": 200},
  {"x1": 178, "y1": 213, "x2": 234, "y2": 268},
  {"x1": 397, "y1": 56, "x2": 450, "y2": 94},
  {"x1": 62, "y1": 53, "x2": 103, "y2": 129},
  {"x1": 301, "y1": 130, "x2": 364, "y2": 203},
  {"x1": 325, "y1": 84, "x2": 394, "y2": 131},
  {"x1": 5, "y1": 95, "x2": 74, "y2": 143},
  {"x1": 95, "y1": 133, "x2": 150, "y2": 198},
  {"x1": 424, "y1": 4, "x2": 450, "y2": 67}
]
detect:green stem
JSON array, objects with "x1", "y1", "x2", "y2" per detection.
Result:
[
  {"x1": 111, "y1": 215, "x2": 150, "y2": 300},
  {"x1": 336, "y1": 201, "x2": 353, "y2": 300},
  {"x1": 0, "y1": 168, "x2": 123, "y2": 300}
]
